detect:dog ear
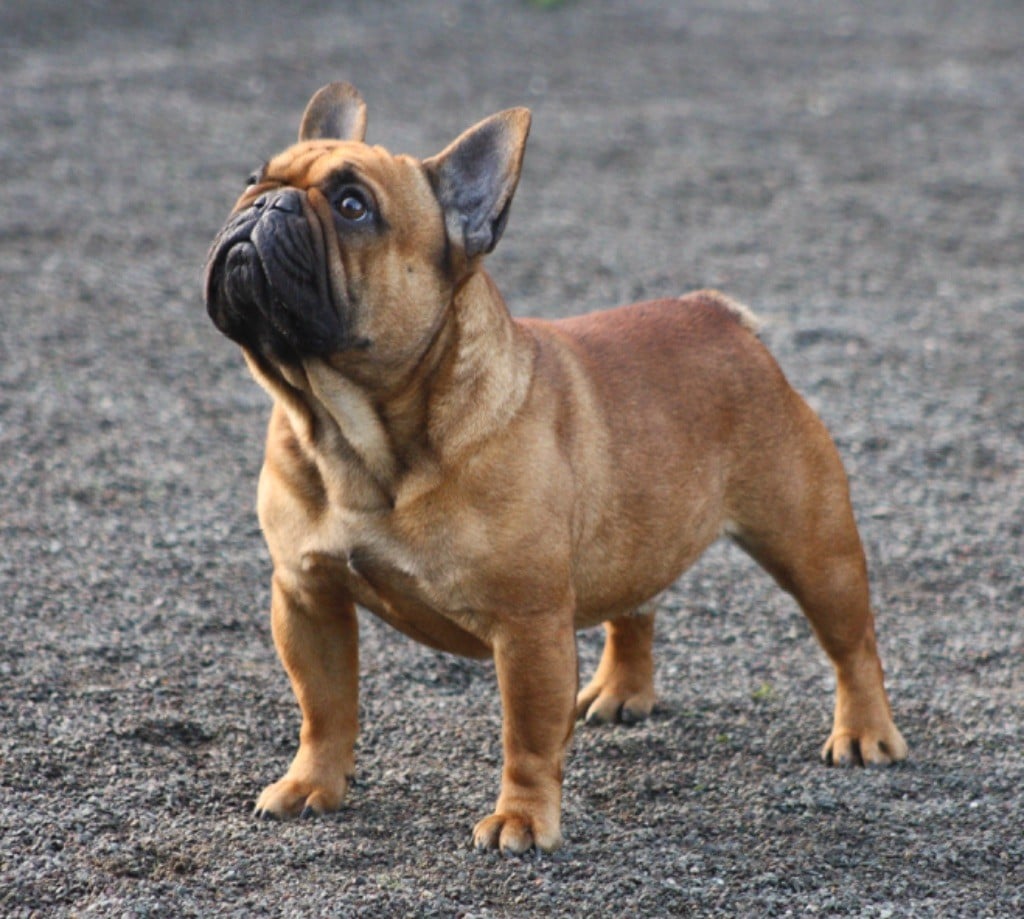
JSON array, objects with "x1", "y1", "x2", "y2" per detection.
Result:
[
  {"x1": 299, "y1": 82, "x2": 368, "y2": 142},
  {"x1": 424, "y1": 108, "x2": 531, "y2": 260}
]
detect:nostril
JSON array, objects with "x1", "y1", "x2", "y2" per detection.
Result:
[{"x1": 254, "y1": 194, "x2": 267, "y2": 209}]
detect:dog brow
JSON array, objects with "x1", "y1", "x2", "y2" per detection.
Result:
[
  {"x1": 324, "y1": 165, "x2": 365, "y2": 191},
  {"x1": 268, "y1": 145, "x2": 341, "y2": 182}
]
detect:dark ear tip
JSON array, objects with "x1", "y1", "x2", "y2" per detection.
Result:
[{"x1": 317, "y1": 81, "x2": 364, "y2": 104}]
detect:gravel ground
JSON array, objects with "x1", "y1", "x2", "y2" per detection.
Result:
[{"x1": 1, "y1": 1, "x2": 1021, "y2": 915}]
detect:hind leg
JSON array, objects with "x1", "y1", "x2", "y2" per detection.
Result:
[
  {"x1": 730, "y1": 426, "x2": 907, "y2": 766},
  {"x1": 577, "y1": 600, "x2": 658, "y2": 725},
  {"x1": 778, "y1": 545, "x2": 907, "y2": 766}
]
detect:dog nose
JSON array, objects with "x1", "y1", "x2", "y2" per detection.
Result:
[{"x1": 253, "y1": 189, "x2": 302, "y2": 214}]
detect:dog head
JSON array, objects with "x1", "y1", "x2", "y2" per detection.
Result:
[{"x1": 204, "y1": 82, "x2": 531, "y2": 388}]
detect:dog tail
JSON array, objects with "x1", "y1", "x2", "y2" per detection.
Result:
[{"x1": 695, "y1": 289, "x2": 763, "y2": 336}]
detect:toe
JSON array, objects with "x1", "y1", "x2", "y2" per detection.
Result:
[
  {"x1": 583, "y1": 696, "x2": 620, "y2": 725},
  {"x1": 473, "y1": 815, "x2": 504, "y2": 851},
  {"x1": 619, "y1": 695, "x2": 654, "y2": 724},
  {"x1": 860, "y1": 731, "x2": 909, "y2": 767},
  {"x1": 498, "y1": 817, "x2": 534, "y2": 855},
  {"x1": 822, "y1": 733, "x2": 861, "y2": 767}
]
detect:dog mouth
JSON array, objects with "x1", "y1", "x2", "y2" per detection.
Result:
[{"x1": 204, "y1": 189, "x2": 353, "y2": 362}]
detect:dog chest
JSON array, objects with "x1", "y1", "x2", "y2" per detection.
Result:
[{"x1": 298, "y1": 517, "x2": 492, "y2": 659}]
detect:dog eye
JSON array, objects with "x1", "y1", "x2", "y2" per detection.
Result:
[{"x1": 336, "y1": 189, "x2": 370, "y2": 222}]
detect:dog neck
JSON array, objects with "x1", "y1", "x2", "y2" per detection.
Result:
[
  {"x1": 244, "y1": 268, "x2": 534, "y2": 507},
  {"x1": 426, "y1": 270, "x2": 534, "y2": 462}
]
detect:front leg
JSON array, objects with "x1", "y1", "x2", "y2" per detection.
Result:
[
  {"x1": 473, "y1": 614, "x2": 578, "y2": 854},
  {"x1": 255, "y1": 571, "x2": 359, "y2": 818}
]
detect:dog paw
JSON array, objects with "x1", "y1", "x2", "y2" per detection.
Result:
[
  {"x1": 821, "y1": 726, "x2": 908, "y2": 768},
  {"x1": 575, "y1": 683, "x2": 655, "y2": 726},
  {"x1": 472, "y1": 811, "x2": 563, "y2": 855},
  {"x1": 254, "y1": 773, "x2": 350, "y2": 819}
]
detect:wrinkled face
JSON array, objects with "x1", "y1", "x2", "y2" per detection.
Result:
[{"x1": 205, "y1": 140, "x2": 451, "y2": 383}]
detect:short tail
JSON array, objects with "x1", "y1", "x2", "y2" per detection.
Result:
[{"x1": 695, "y1": 289, "x2": 763, "y2": 335}]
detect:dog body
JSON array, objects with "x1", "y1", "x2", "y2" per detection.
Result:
[{"x1": 205, "y1": 83, "x2": 907, "y2": 854}]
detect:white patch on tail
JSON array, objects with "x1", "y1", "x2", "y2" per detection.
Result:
[{"x1": 702, "y1": 289, "x2": 763, "y2": 334}]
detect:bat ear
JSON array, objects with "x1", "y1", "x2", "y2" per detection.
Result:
[
  {"x1": 423, "y1": 108, "x2": 531, "y2": 260},
  {"x1": 298, "y1": 82, "x2": 368, "y2": 142}
]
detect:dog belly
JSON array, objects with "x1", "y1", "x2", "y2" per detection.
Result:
[{"x1": 572, "y1": 514, "x2": 722, "y2": 629}]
